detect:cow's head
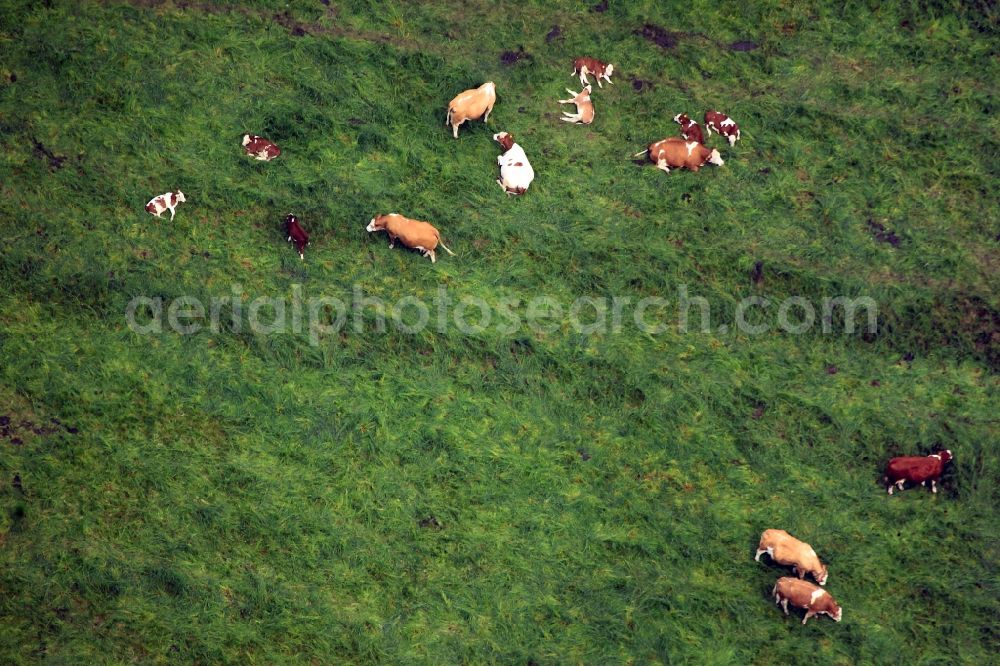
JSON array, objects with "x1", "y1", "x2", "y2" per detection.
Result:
[
  {"x1": 493, "y1": 132, "x2": 515, "y2": 151},
  {"x1": 708, "y1": 149, "x2": 724, "y2": 167},
  {"x1": 176, "y1": 191, "x2": 186, "y2": 203},
  {"x1": 242, "y1": 134, "x2": 252, "y2": 146},
  {"x1": 939, "y1": 449, "x2": 953, "y2": 463},
  {"x1": 828, "y1": 602, "x2": 843, "y2": 622},
  {"x1": 286, "y1": 213, "x2": 297, "y2": 226},
  {"x1": 674, "y1": 113, "x2": 690, "y2": 125},
  {"x1": 367, "y1": 215, "x2": 387, "y2": 232},
  {"x1": 605, "y1": 63, "x2": 614, "y2": 77},
  {"x1": 815, "y1": 564, "x2": 829, "y2": 586}
]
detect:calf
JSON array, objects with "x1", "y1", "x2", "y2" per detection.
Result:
[
  {"x1": 673, "y1": 113, "x2": 704, "y2": 144},
  {"x1": 634, "y1": 137, "x2": 723, "y2": 173},
  {"x1": 493, "y1": 132, "x2": 534, "y2": 195},
  {"x1": 558, "y1": 85, "x2": 595, "y2": 124},
  {"x1": 572, "y1": 57, "x2": 614, "y2": 88},
  {"x1": 755, "y1": 529, "x2": 828, "y2": 585},
  {"x1": 285, "y1": 214, "x2": 309, "y2": 260},
  {"x1": 884, "y1": 449, "x2": 952, "y2": 495},
  {"x1": 242, "y1": 134, "x2": 281, "y2": 161},
  {"x1": 446, "y1": 82, "x2": 496, "y2": 139},
  {"x1": 145, "y1": 190, "x2": 186, "y2": 221},
  {"x1": 772, "y1": 577, "x2": 842, "y2": 625},
  {"x1": 704, "y1": 110, "x2": 741, "y2": 146},
  {"x1": 366, "y1": 213, "x2": 455, "y2": 263}
]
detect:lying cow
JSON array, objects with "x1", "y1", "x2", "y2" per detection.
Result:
[
  {"x1": 558, "y1": 85, "x2": 595, "y2": 125},
  {"x1": 673, "y1": 113, "x2": 704, "y2": 144},
  {"x1": 145, "y1": 190, "x2": 186, "y2": 221},
  {"x1": 446, "y1": 82, "x2": 496, "y2": 139},
  {"x1": 572, "y1": 57, "x2": 614, "y2": 88},
  {"x1": 366, "y1": 213, "x2": 455, "y2": 263},
  {"x1": 493, "y1": 132, "x2": 534, "y2": 195},
  {"x1": 285, "y1": 214, "x2": 309, "y2": 260},
  {"x1": 242, "y1": 134, "x2": 281, "y2": 161},
  {"x1": 884, "y1": 449, "x2": 952, "y2": 495},
  {"x1": 704, "y1": 110, "x2": 741, "y2": 146},
  {"x1": 772, "y1": 577, "x2": 842, "y2": 625},
  {"x1": 634, "y1": 137, "x2": 723, "y2": 173},
  {"x1": 755, "y1": 529, "x2": 828, "y2": 585}
]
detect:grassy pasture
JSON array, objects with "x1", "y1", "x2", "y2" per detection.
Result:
[{"x1": 0, "y1": 0, "x2": 998, "y2": 663}]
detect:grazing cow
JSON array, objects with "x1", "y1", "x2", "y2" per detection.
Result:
[
  {"x1": 755, "y1": 529, "x2": 829, "y2": 586},
  {"x1": 558, "y1": 85, "x2": 595, "y2": 124},
  {"x1": 884, "y1": 450, "x2": 953, "y2": 495},
  {"x1": 493, "y1": 132, "x2": 534, "y2": 195},
  {"x1": 704, "y1": 110, "x2": 741, "y2": 146},
  {"x1": 285, "y1": 214, "x2": 309, "y2": 260},
  {"x1": 634, "y1": 137, "x2": 724, "y2": 173},
  {"x1": 366, "y1": 213, "x2": 455, "y2": 263},
  {"x1": 145, "y1": 190, "x2": 186, "y2": 221},
  {"x1": 572, "y1": 56, "x2": 614, "y2": 88},
  {"x1": 673, "y1": 113, "x2": 705, "y2": 144},
  {"x1": 242, "y1": 134, "x2": 281, "y2": 161},
  {"x1": 446, "y1": 82, "x2": 496, "y2": 139},
  {"x1": 772, "y1": 577, "x2": 842, "y2": 625}
]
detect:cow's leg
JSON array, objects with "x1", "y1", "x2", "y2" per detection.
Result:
[
  {"x1": 802, "y1": 610, "x2": 813, "y2": 625},
  {"x1": 931, "y1": 479, "x2": 938, "y2": 493},
  {"x1": 705, "y1": 126, "x2": 712, "y2": 137},
  {"x1": 780, "y1": 599, "x2": 789, "y2": 615},
  {"x1": 429, "y1": 249, "x2": 436, "y2": 263},
  {"x1": 754, "y1": 548, "x2": 766, "y2": 562},
  {"x1": 656, "y1": 160, "x2": 670, "y2": 174},
  {"x1": 452, "y1": 121, "x2": 460, "y2": 139},
  {"x1": 168, "y1": 206, "x2": 176, "y2": 221},
  {"x1": 484, "y1": 104, "x2": 494, "y2": 124},
  {"x1": 579, "y1": 67, "x2": 589, "y2": 88},
  {"x1": 299, "y1": 252, "x2": 304, "y2": 261},
  {"x1": 729, "y1": 134, "x2": 737, "y2": 147},
  {"x1": 897, "y1": 479, "x2": 905, "y2": 492}
]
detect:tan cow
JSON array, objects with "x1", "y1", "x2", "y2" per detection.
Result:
[
  {"x1": 571, "y1": 56, "x2": 614, "y2": 88},
  {"x1": 772, "y1": 577, "x2": 842, "y2": 624},
  {"x1": 634, "y1": 137, "x2": 723, "y2": 173},
  {"x1": 558, "y1": 85, "x2": 595, "y2": 124},
  {"x1": 755, "y1": 529, "x2": 828, "y2": 586},
  {"x1": 366, "y1": 213, "x2": 455, "y2": 263},
  {"x1": 446, "y1": 82, "x2": 496, "y2": 138}
]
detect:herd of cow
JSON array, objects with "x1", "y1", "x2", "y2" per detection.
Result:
[
  {"x1": 143, "y1": 56, "x2": 957, "y2": 626},
  {"x1": 758, "y1": 449, "x2": 954, "y2": 624}
]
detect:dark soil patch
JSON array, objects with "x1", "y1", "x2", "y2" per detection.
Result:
[
  {"x1": 500, "y1": 48, "x2": 531, "y2": 66},
  {"x1": 871, "y1": 379, "x2": 881, "y2": 386},
  {"x1": 636, "y1": 24, "x2": 678, "y2": 49},
  {"x1": 826, "y1": 365, "x2": 838, "y2": 374},
  {"x1": 578, "y1": 449, "x2": 592, "y2": 461},
  {"x1": 751, "y1": 404, "x2": 765, "y2": 420},
  {"x1": 0, "y1": 416, "x2": 8, "y2": 427},
  {"x1": 348, "y1": 118, "x2": 366, "y2": 126},
  {"x1": 8, "y1": 73, "x2": 15, "y2": 83},
  {"x1": 630, "y1": 76, "x2": 653, "y2": 92},
  {"x1": 729, "y1": 40, "x2": 758, "y2": 51},
  {"x1": 750, "y1": 260, "x2": 764, "y2": 284},
  {"x1": 867, "y1": 219, "x2": 902, "y2": 247},
  {"x1": 32, "y1": 138, "x2": 65, "y2": 170},
  {"x1": 418, "y1": 516, "x2": 441, "y2": 529},
  {"x1": 545, "y1": 25, "x2": 561, "y2": 43},
  {"x1": 592, "y1": 0, "x2": 608, "y2": 12}
]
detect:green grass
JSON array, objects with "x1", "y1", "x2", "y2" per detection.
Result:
[{"x1": 1, "y1": 0, "x2": 998, "y2": 663}]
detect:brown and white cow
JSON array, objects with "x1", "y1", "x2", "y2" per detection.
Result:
[
  {"x1": 493, "y1": 132, "x2": 534, "y2": 195},
  {"x1": 634, "y1": 137, "x2": 723, "y2": 173},
  {"x1": 446, "y1": 82, "x2": 496, "y2": 139},
  {"x1": 704, "y1": 110, "x2": 741, "y2": 146},
  {"x1": 755, "y1": 529, "x2": 829, "y2": 586},
  {"x1": 772, "y1": 577, "x2": 842, "y2": 625},
  {"x1": 884, "y1": 450, "x2": 952, "y2": 495},
  {"x1": 572, "y1": 57, "x2": 614, "y2": 88},
  {"x1": 366, "y1": 213, "x2": 455, "y2": 263},
  {"x1": 145, "y1": 190, "x2": 186, "y2": 221},
  {"x1": 558, "y1": 85, "x2": 595, "y2": 125},
  {"x1": 285, "y1": 214, "x2": 309, "y2": 260},
  {"x1": 242, "y1": 134, "x2": 281, "y2": 161},
  {"x1": 673, "y1": 113, "x2": 705, "y2": 144}
]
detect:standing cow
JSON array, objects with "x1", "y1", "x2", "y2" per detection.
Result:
[
  {"x1": 446, "y1": 82, "x2": 496, "y2": 139},
  {"x1": 285, "y1": 214, "x2": 309, "y2": 260},
  {"x1": 145, "y1": 190, "x2": 186, "y2": 221},
  {"x1": 673, "y1": 113, "x2": 705, "y2": 144},
  {"x1": 704, "y1": 110, "x2": 741, "y2": 146},
  {"x1": 884, "y1": 450, "x2": 953, "y2": 495},
  {"x1": 366, "y1": 213, "x2": 455, "y2": 263},
  {"x1": 772, "y1": 577, "x2": 842, "y2": 625},
  {"x1": 755, "y1": 529, "x2": 829, "y2": 586},
  {"x1": 571, "y1": 57, "x2": 614, "y2": 88}
]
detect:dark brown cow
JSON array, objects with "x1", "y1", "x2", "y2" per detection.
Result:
[
  {"x1": 884, "y1": 450, "x2": 952, "y2": 495},
  {"x1": 572, "y1": 56, "x2": 614, "y2": 88},
  {"x1": 704, "y1": 110, "x2": 741, "y2": 146},
  {"x1": 242, "y1": 134, "x2": 281, "y2": 161},
  {"x1": 673, "y1": 113, "x2": 705, "y2": 144},
  {"x1": 285, "y1": 214, "x2": 309, "y2": 260}
]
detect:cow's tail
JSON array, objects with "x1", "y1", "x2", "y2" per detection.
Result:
[
  {"x1": 439, "y1": 240, "x2": 456, "y2": 256},
  {"x1": 446, "y1": 107, "x2": 452, "y2": 127},
  {"x1": 633, "y1": 148, "x2": 649, "y2": 158}
]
